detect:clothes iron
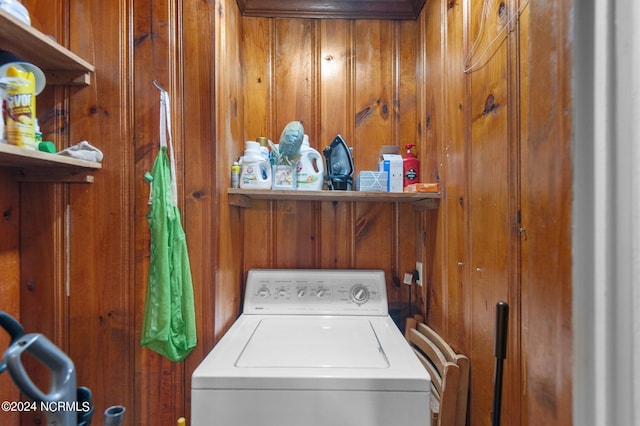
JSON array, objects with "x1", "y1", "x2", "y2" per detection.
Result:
[{"x1": 323, "y1": 134, "x2": 354, "y2": 190}]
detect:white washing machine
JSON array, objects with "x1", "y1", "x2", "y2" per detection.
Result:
[{"x1": 191, "y1": 269, "x2": 431, "y2": 426}]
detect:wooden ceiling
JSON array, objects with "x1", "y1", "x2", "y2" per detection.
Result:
[{"x1": 235, "y1": 0, "x2": 428, "y2": 20}]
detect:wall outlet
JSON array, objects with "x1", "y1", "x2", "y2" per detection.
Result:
[{"x1": 416, "y1": 261, "x2": 423, "y2": 286}]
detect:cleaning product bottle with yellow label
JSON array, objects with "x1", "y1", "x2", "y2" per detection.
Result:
[
  {"x1": 403, "y1": 144, "x2": 420, "y2": 188},
  {"x1": 5, "y1": 66, "x2": 36, "y2": 149}
]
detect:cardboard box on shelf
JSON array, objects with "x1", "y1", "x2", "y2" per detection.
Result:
[
  {"x1": 404, "y1": 182, "x2": 439, "y2": 193},
  {"x1": 378, "y1": 146, "x2": 403, "y2": 193}
]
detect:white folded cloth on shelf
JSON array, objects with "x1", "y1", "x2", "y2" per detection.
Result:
[{"x1": 57, "y1": 141, "x2": 103, "y2": 162}]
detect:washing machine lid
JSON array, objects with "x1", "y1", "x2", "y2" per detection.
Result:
[
  {"x1": 235, "y1": 317, "x2": 389, "y2": 368},
  {"x1": 192, "y1": 314, "x2": 431, "y2": 392}
]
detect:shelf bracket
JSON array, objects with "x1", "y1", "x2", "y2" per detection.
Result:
[
  {"x1": 412, "y1": 198, "x2": 439, "y2": 211},
  {"x1": 45, "y1": 70, "x2": 92, "y2": 86},
  {"x1": 228, "y1": 193, "x2": 253, "y2": 208},
  {"x1": 14, "y1": 168, "x2": 95, "y2": 183}
]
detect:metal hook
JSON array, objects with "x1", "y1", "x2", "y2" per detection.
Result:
[{"x1": 152, "y1": 80, "x2": 166, "y2": 92}]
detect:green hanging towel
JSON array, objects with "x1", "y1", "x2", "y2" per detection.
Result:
[{"x1": 141, "y1": 86, "x2": 197, "y2": 362}]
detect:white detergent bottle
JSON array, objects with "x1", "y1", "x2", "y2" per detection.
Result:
[
  {"x1": 240, "y1": 141, "x2": 272, "y2": 189},
  {"x1": 296, "y1": 134, "x2": 324, "y2": 191}
]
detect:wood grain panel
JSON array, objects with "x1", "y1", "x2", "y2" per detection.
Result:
[
  {"x1": 416, "y1": 1, "x2": 437, "y2": 320},
  {"x1": 214, "y1": 0, "x2": 246, "y2": 339},
  {"x1": 242, "y1": 17, "x2": 274, "y2": 140},
  {"x1": 241, "y1": 18, "x2": 276, "y2": 270},
  {"x1": 272, "y1": 18, "x2": 318, "y2": 268},
  {"x1": 351, "y1": 20, "x2": 394, "y2": 284},
  {"x1": 353, "y1": 20, "x2": 394, "y2": 172},
  {"x1": 15, "y1": 183, "x2": 65, "y2": 426},
  {"x1": 318, "y1": 20, "x2": 355, "y2": 269},
  {"x1": 467, "y1": 0, "x2": 514, "y2": 419},
  {"x1": 503, "y1": 0, "x2": 523, "y2": 422},
  {"x1": 0, "y1": 171, "x2": 20, "y2": 426},
  {"x1": 181, "y1": 0, "x2": 217, "y2": 422},
  {"x1": 419, "y1": 0, "x2": 572, "y2": 423},
  {"x1": 66, "y1": 0, "x2": 136, "y2": 422},
  {"x1": 440, "y1": 0, "x2": 469, "y2": 355},
  {"x1": 519, "y1": 0, "x2": 573, "y2": 423},
  {"x1": 419, "y1": 0, "x2": 444, "y2": 329},
  {"x1": 133, "y1": 0, "x2": 184, "y2": 424},
  {"x1": 393, "y1": 20, "x2": 420, "y2": 308},
  {"x1": 14, "y1": 1, "x2": 68, "y2": 425}
]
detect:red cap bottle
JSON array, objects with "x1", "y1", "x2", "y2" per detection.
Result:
[{"x1": 403, "y1": 144, "x2": 420, "y2": 188}]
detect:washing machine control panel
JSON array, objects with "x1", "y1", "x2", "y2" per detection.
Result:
[{"x1": 244, "y1": 269, "x2": 388, "y2": 315}]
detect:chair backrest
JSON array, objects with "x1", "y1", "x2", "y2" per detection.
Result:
[{"x1": 405, "y1": 317, "x2": 470, "y2": 426}]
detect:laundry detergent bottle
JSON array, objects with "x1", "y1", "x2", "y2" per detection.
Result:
[
  {"x1": 296, "y1": 134, "x2": 324, "y2": 191},
  {"x1": 403, "y1": 144, "x2": 420, "y2": 188},
  {"x1": 240, "y1": 141, "x2": 272, "y2": 189}
]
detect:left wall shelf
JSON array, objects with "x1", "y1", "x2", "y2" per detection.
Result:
[
  {"x1": 0, "y1": 143, "x2": 101, "y2": 183},
  {"x1": 0, "y1": 9, "x2": 95, "y2": 85},
  {"x1": 0, "y1": 9, "x2": 99, "y2": 183}
]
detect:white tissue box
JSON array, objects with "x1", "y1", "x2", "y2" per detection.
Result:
[{"x1": 355, "y1": 171, "x2": 388, "y2": 192}]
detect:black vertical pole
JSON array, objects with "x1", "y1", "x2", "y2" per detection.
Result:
[{"x1": 492, "y1": 301, "x2": 509, "y2": 426}]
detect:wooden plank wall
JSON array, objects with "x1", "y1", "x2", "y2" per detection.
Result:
[
  {"x1": 518, "y1": 0, "x2": 573, "y2": 423},
  {"x1": 0, "y1": 0, "x2": 572, "y2": 425},
  {"x1": 422, "y1": 0, "x2": 573, "y2": 424},
  {"x1": 0, "y1": 169, "x2": 20, "y2": 424},
  {"x1": 239, "y1": 17, "x2": 420, "y2": 303}
]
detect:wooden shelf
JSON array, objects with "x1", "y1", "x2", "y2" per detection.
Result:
[
  {"x1": 0, "y1": 10, "x2": 99, "y2": 183},
  {"x1": 0, "y1": 9, "x2": 94, "y2": 86},
  {"x1": 0, "y1": 143, "x2": 101, "y2": 183},
  {"x1": 228, "y1": 188, "x2": 439, "y2": 210},
  {"x1": 236, "y1": 0, "x2": 427, "y2": 20}
]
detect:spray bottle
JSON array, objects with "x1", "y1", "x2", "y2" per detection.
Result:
[{"x1": 403, "y1": 144, "x2": 420, "y2": 188}]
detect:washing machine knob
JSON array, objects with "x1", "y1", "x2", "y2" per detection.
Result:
[
  {"x1": 350, "y1": 285, "x2": 370, "y2": 305},
  {"x1": 297, "y1": 288, "x2": 306, "y2": 298},
  {"x1": 316, "y1": 289, "x2": 326, "y2": 298},
  {"x1": 277, "y1": 289, "x2": 287, "y2": 298},
  {"x1": 257, "y1": 287, "x2": 270, "y2": 297}
]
